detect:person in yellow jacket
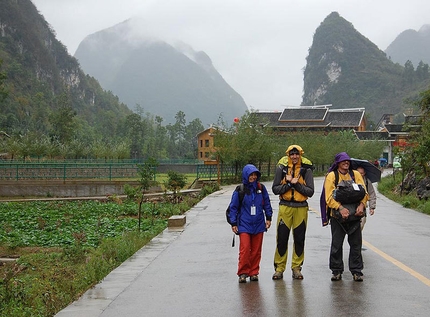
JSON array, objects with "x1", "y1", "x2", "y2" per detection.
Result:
[
  {"x1": 271, "y1": 145, "x2": 314, "y2": 280},
  {"x1": 323, "y1": 152, "x2": 368, "y2": 282}
]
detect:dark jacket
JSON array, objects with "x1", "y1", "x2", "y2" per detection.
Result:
[
  {"x1": 228, "y1": 164, "x2": 273, "y2": 234},
  {"x1": 272, "y1": 145, "x2": 314, "y2": 207}
]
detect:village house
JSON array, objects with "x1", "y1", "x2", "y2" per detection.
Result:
[{"x1": 196, "y1": 105, "x2": 420, "y2": 166}]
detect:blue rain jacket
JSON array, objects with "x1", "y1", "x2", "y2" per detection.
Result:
[{"x1": 228, "y1": 164, "x2": 273, "y2": 234}]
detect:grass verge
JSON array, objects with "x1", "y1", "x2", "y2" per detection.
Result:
[{"x1": 377, "y1": 174, "x2": 430, "y2": 215}]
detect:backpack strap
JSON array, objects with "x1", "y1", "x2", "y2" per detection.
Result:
[
  {"x1": 238, "y1": 182, "x2": 264, "y2": 206},
  {"x1": 299, "y1": 167, "x2": 308, "y2": 178},
  {"x1": 334, "y1": 169, "x2": 339, "y2": 186},
  {"x1": 237, "y1": 183, "x2": 246, "y2": 204},
  {"x1": 257, "y1": 182, "x2": 264, "y2": 205},
  {"x1": 333, "y1": 169, "x2": 355, "y2": 186},
  {"x1": 282, "y1": 164, "x2": 309, "y2": 180}
]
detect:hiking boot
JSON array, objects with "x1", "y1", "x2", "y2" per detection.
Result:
[
  {"x1": 238, "y1": 274, "x2": 247, "y2": 283},
  {"x1": 353, "y1": 273, "x2": 363, "y2": 282},
  {"x1": 331, "y1": 273, "x2": 342, "y2": 281},
  {"x1": 250, "y1": 275, "x2": 259, "y2": 282},
  {"x1": 292, "y1": 268, "x2": 303, "y2": 280},
  {"x1": 272, "y1": 271, "x2": 283, "y2": 280}
]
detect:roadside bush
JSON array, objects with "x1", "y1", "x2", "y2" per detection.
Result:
[
  {"x1": 378, "y1": 174, "x2": 430, "y2": 215},
  {"x1": 199, "y1": 182, "x2": 220, "y2": 198}
]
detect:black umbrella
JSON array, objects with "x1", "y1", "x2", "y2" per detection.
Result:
[{"x1": 350, "y1": 158, "x2": 381, "y2": 183}]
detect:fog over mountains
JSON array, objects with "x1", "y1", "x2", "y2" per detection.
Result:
[
  {"x1": 74, "y1": 13, "x2": 430, "y2": 127},
  {"x1": 385, "y1": 24, "x2": 430, "y2": 67},
  {"x1": 74, "y1": 20, "x2": 248, "y2": 126}
]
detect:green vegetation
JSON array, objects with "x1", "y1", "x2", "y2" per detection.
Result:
[
  {"x1": 0, "y1": 108, "x2": 204, "y2": 161},
  {"x1": 377, "y1": 86, "x2": 430, "y2": 214},
  {"x1": 164, "y1": 170, "x2": 188, "y2": 195},
  {"x1": 378, "y1": 174, "x2": 430, "y2": 215},
  {"x1": 0, "y1": 184, "x2": 220, "y2": 316},
  {"x1": 0, "y1": 2, "x2": 205, "y2": 161},
  {"x1": 401, "y1": 88, "x2": 430, "y2": 177},
  {"x1": 214, "y1": 111, "x2": 386, "y2": 173}
]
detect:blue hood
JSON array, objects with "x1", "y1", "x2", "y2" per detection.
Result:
[{"x1": 242, "y1": 164, "x2": 261, "y2": 189}]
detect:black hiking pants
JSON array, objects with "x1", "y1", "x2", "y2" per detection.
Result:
[{"x1": 329, "y1": 218, "x2": 363, "y2": 275}]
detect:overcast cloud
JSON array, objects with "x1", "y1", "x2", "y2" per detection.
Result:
[{"x1": 32, "y1": 0, "x2": 430, "y2": 112}]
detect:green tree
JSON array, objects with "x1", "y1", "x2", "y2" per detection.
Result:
[
  {"x1": 165, "y1": 170, "x2": 187, "y2": 202},
  {"x1": 69, "y1": 138, "x2": 89, "y2": 160},
  {"x1": 136, "y1": 158, "x2": 159, "y2": 230},
  {"x1": 403, "y1": 60, "x2": 415, "y2": 85},
  {"x1": 405, "y1": 87, "x2": 430, "y2": 176},
  {"x1": 183, "y1": 118, "x2": 204, "y2": 159},
  {"x1": 124, "y1": 113, "x2": 150, "y2": 159},
  {"x1": 416, "y1": 61, "x2": 430, "y2": 81},
  {"x1": 5, "y1": 136, "x2": 21, "y2": 160},
  {"x1": 0, "y1": 60, "x2": 8, "y2": 103},
  {"x1": 49, "y1": 93, "x2": 77, "y2": 143},
  {"x1": 214, "y1": 111, "x2": 278, "y2": 177},
  {"x1": 112, "y1": 140, "x2": 131, "y2": 160},
  {"x1": 166, "y1": 111, "x2": 188, "y2": 158},
  {"x1": 31, "y1": 133, "x2": 51, "y2": 160}
]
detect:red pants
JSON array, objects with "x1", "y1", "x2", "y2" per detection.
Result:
[{"x1": 237, "y1": 232, "x2": 264, "y2": 276}]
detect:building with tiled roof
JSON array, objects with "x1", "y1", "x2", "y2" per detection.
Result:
[
  {"x1": 252, "y1": 105, "x2": 366, "y2": 132},
  {"x1": 355, "y1": 114, "x2": 422, "y2": 165},
  {"x1": 197, "y1": 107, "x2": 421, "y2": 166}
]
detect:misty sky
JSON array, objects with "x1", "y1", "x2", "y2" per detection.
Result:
[{"x1": 32, "y1": 0, "x2": 429, "y2": 113}]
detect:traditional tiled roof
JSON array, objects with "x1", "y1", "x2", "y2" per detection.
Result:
[
  {"x1": 253, "y1": 112, "x2": 282, "y2": 126},
  {"x1": 279, "y1": 107, "x2": 327, "y2": 121},
  {"x1": 324, "y1": 110, "x2": 365, "y2": 127},
  {"x1": 404, "y1": 115, "x2": 422, "y2": 125},
  {"x1": 383, "y1": 124, "x2": 406, "y2": 133},
  {"x1": 253, "y1": 105, "x2": 365, "y2": 130},
  {"x1": 355, "y1": 131, "x2": 391, "y2": 141}
]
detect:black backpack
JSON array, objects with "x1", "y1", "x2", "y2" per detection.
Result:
[
  {"x1": 226, "y1": 184, "x2": 245, "y2": 225},
  {"x1": 332, "y1": 170, "x2": 366, "y2": 204},
  {"x1": 331, "y1": 170, "x2": 366, "y2": 222}
]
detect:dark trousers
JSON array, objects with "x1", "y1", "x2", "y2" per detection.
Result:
[{"x1": 329, "y1": 218, "x2": 363, "y2": 275}]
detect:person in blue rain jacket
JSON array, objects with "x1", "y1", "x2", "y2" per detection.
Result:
[{"x1": 229, "y1": 164, "x2": 273, "y2": 283}]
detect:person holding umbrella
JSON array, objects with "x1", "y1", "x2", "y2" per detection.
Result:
[
  {"x1": 349, "y1": 158, "x2": 380, "y2": 232},
  {"x1": 356, "y1": 166, "x2": 376, "y2": 231}
]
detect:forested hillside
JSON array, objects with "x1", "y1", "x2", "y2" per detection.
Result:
[
  {"x1": 0, "y1": 0, "x2": 132, "y2": 140},
  {"x1": 302, "y1": 12, "x2": 430, "y2": 125},
  {"x1": 0, "y1": 0, "x2": 204, "y2": 160}
]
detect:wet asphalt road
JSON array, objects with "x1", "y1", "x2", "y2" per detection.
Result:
[{"x1": 56, "y1": 170, "x2": 430, "y2": 317}]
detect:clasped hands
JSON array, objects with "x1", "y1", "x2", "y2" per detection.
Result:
[
  {"x1": 339, "y1": 202, "x2": 365, "y2": 220},
  {"x1": 285, "y1": 174, "x2": 298, "y2": 187}
]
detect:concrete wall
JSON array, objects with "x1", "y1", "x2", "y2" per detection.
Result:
[{"x1": 0, "y1": 180, "x2": 162, "y2": 198}]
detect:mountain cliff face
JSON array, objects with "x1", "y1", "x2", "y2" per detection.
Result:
[
  {"x1": 74, "y1": 20, "x2": 248, "y2": 126},
  {"x1": 302, "y1": 12, "x2": 430, "y2": 124},
  {"x1": 0, "y1": 0, "x2": 132, "y2": 137},
  {"x1": 385, "y1": 25, "x2": 430, "y2": 66}
]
